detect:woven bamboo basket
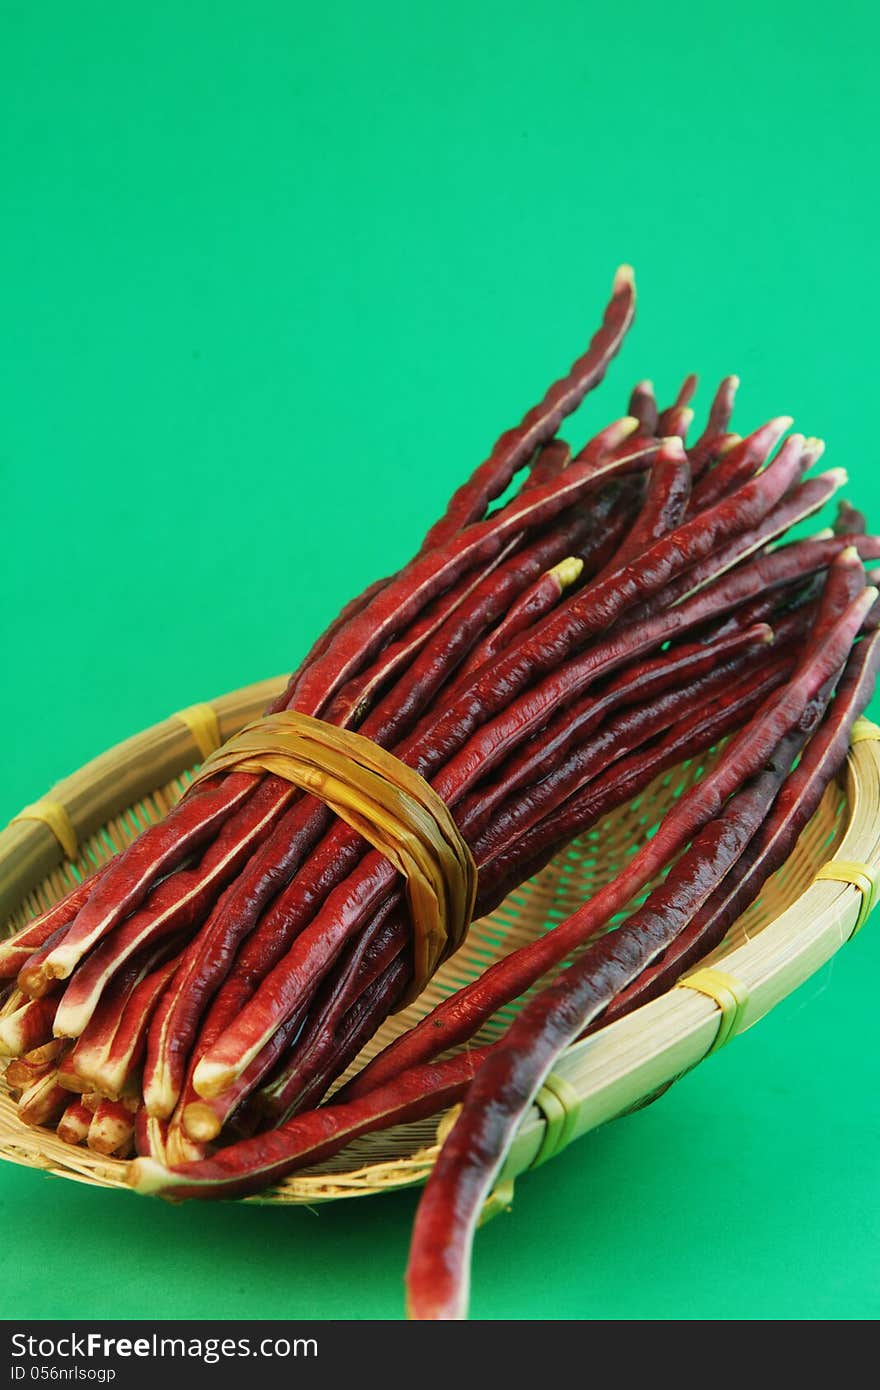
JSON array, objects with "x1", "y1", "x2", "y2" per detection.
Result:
[{"x1": 1, "y1": 674, "x2": 878, "y2": 1216}]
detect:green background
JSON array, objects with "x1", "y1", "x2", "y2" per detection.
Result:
[{"x1": 1, "y1": 1, "x2": 878, "y2": 1320}]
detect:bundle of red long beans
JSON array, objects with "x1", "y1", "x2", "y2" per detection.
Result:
[{"x1": 2, "y1": 267, "x2": 878, "y2": 1319}]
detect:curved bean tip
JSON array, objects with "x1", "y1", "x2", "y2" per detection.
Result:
[
  {"x1": 716, "y1": 433, "x2": 742, "y2": 456},
  {"x1": 657, "y1": 435, "x2": 687, "y2": 459},
  {"x1": 550, "y1": 556, "x2": 585, "y2": 590},
  {"x1": 603, "y1": 415, "x2": 641, "y2": 446},
  {"x1": 677, "y1": 373, "x2": 698, "y2": 404},
  {"x1": 613, "y1": 263, "x2": 636, "y2": 293}
]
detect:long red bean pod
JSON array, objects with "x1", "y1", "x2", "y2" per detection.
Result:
[
  {"x1": 601, "y1": 450, "x2": 692, "y2": 572},
  {"x1": 133, "y1": 1109, "x2": 169, "y2": 1162},
  {"x1": 656, "y1": 404, "x2": 693, "y2": 442},
  {"x1": 687, "y1": 416, "x2": 792, "y2": 514},
  {"x1": 16, "y1": 925, "x2": 83, "y2": 999},
  {"x1": 656, "y1": 374, "x2": 697, "y2": 435},
  {"x1": 521, "y1": 439, "x2": 571, "y2": 492},
  {"x1": 419, "y1": 266, "x2": 636, "y2": 553},
  {"x1": 455, "y1": 556, "x2": 584, "y2": 681},
  {"x1": 661, "y1": 533, "x2": 880, "y2": 628},
  {"x1": 628, "y1": 380, "x2": 657, "y2": 435},
  {"x1": 688, "y1": 375, "x2": 739, "y2": 474}
]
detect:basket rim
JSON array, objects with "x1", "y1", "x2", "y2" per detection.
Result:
[{"x1": 1, "y1": 680, "x2": 878, "y2": 1208}]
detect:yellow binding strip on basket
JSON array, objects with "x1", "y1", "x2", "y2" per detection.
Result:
[
  {"x1": 173, "y1": 703, "x2": 222, "y2": 761},
  {"x1": 814, "y1": 859, "x2": 879, "y2": 936},
  {"x1": 10, "y1": 799, "x2": 78, "y2": 860},
  {"x1": 188, "y1": 711, "x2": 477, "y2": 1002},
  {"x1": 478, "y1": 1070, "x2": 582, "y2": 1222},
  {"x1": 677, "y1": 967, "x2": 749, "y2": 1053}
]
